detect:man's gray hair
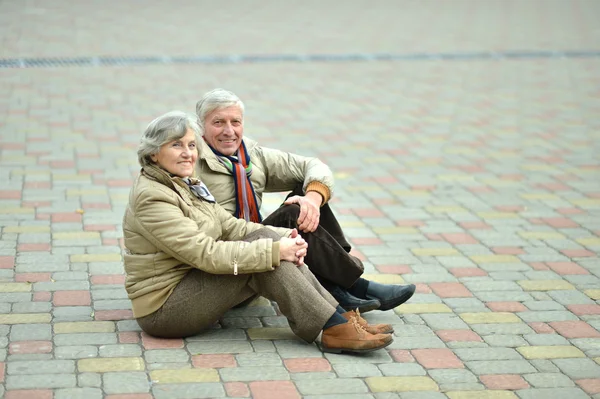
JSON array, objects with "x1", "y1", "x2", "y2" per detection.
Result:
[
  {"x1": 137, "y1": 111, "x2": 201, "y2": 167},
  {"x1": 195, "y1": 88, "x2": 245, "y2": 133}
]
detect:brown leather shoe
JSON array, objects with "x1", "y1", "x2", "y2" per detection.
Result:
[
  {"x1": 321, "y1": 318, "x2": 393, "y2": 354},
  {"x1": 342, "y1": 309, "x2": 394, "y2": 334}
]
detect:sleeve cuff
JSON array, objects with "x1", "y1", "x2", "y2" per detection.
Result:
[
  {"x1": 306, "y1": 181, "x2": 331, "y2": 205},
  {"x1": 271, "y1": 241, "x2": 281, "y2": 267}
]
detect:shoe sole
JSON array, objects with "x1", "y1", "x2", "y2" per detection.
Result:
[
  {"x1": 321, "y1": 338, "x2": 393, "y2": 354},
  {"x1": 376, "y1": 285, "x2": 416, "y2": 311}
]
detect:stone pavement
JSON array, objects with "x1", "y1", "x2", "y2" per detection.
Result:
[{"x1": 0, "y1": 0, "x2": 599, "y2": 398}]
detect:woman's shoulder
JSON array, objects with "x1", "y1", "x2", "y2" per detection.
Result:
[{"x1": 129, "y1": 174, "x2": 179, "y2": 205}]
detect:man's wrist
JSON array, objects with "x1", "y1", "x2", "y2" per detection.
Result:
[
  {"x1": 305, "y1": 190, "x2": 324, "y2": 207},
  {"x1": 305, "y1": 181, "x2": 330, "y2": 205}
]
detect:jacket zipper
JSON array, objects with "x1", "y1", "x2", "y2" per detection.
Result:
[{"x1": 233, "y1": 243, "x2": 240, "y2": 275}]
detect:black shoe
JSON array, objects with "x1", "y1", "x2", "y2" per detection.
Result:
[
  {"x1": 330, "y1": 285, "x2": 381, "y2": 313},
  {"x1": 366, "y1": 282, "x2": 416, "y2": 311}
]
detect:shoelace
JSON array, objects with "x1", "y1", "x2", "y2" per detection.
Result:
[
  {"x1": 352, "y1": 308, "x2": 368, "y2": 327},
  {"x1": 350, "y1": 316, "x2": 368, "y2": 335}
]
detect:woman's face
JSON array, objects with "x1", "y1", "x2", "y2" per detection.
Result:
[
  {"x1": 203, "y1": 105, "x2": 243, "y2": 156},
  {"x1": 151, "y1": 128, "x2": 198, "y2": 177}
]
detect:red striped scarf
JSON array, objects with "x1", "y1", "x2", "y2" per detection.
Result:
[{"x1": 207, "y1": 140, "x2": 262, "y2": 222}]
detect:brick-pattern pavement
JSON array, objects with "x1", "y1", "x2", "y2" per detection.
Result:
[{"x1": 1, "y1": 0, "x2": 599, "y2": 398}]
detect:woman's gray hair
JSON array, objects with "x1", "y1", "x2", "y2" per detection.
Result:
[
  {"x1": 137, "y1": 111, "x2": 201, "y2": 167},
  {"x1": 195, "y1": 88, "x2": 245, "y2": 133}
]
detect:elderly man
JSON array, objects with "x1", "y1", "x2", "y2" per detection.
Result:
[{"x1": 195, "y1": 88, "x2": 415, "y2": 313}]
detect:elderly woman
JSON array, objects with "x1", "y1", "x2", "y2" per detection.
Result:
[{"x1": 122, "y1": 111, "x2": 393, "y2": 354}]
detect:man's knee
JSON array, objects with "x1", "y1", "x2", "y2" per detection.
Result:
[{"x1": 274, "y1": 204, "x2": 300, "y2": 228}]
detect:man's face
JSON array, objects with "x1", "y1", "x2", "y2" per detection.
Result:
[{"x1": 203, "y1": 105, "x2": 243, "y2": 156}]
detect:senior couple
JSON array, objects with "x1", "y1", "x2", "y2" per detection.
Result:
[{"x1": 123, "y1": 89, "x2": 415, "y2": 354}]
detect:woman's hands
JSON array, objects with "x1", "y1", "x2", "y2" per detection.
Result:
[{"x1": 279, "y1": 228, "x2": 308, "y2": 266}]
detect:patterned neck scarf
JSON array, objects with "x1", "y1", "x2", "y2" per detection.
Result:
[
  {"x1": 181, "y1": 177, "x2": 216, "y2": 203},
  {"x1": 206, "y1": 140, "x2": 262, "y2": 222}
]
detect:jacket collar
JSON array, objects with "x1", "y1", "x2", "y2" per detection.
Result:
[
  {"x1": 141, "y1": 164, "x2": 195, "y2": 205},
  {"x1": 198, "y1": 136, "x2": 258, "y2": 172}
]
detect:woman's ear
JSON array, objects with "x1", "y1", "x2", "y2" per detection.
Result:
[{"x1": 150, "y1": 153, "x2": 157, "y2": 162}]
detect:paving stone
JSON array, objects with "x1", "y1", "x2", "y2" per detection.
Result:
[
  {"x1": 324, "y1": 350, "x2": 393, "y2": 365},
  {"x1": 483, "y1": 335, "x2": 528, "y2": 347},
  {"x1": 7, "y1": 359, "x2": 75, "y2": 374},
  {"x1": 251, "y1": 340, "x2": 276, "y2": 352},
  {"x1": 523, "y1": 334, "x2": 570, "y2": 346},
  {"x1": 116, "y1": 320, "x2": 142, "y2": 332},
  {"x1": 270, "y1": 340, "x2": 323, "y2": 358},
  {"x1": 6, "y1": 373, "x2": 77, "y2": 389},
  {"x1": 304, "y1": 395, "x2": 374, "y2": 399},
  {"x1": 517, "y1": 346, "x2": 585, "y2": 359},
  {"x1": 428, "y1": 368, "x2": 478, "y2": 384},
  {"x1": 54, "y1": 333, "x2": 117, "y2": 346},
  {"x1": 445, "y1": 391, "x2": 517, "y2": 398},
  {"x1": 150, "y1": 369, "x2": 219, "y2": 383},
  {"x1": 99, "y1": 344, "x2": 142, "y2": 357},
  {"x1": 420, "y1": 314, "x2": 469, "y2": 330},
  {"x1": 466, "y1": 360, "x2": 536, "y2": 375},
  {"x1": 388, "y1": 336, "x2": 447, "y2": 350},
  {"x1": 515, "y1": 387, "x2": 590, "y2": 399},
  {"x1": 235, "y1": 352, "x2": 282, "y2": 367},
  {"x1": 54, "y1": 321, "x2": 115, "y2": 334},
  {"x1": 0, "y1": 313, "x2": 51, "y2": 324},
  {"x1": 152, "y1": 382, "x2": 225, "y2": 398},
  {"x1": 187, "y1": 341, "x2": 253, "y2": 354},
  {"x1": 52, "y1": 306, "x2": 94, "y2": 322},
  {"x1": 395, "y1": 304, "x2": 453, "y2": 314},
  {"x1": 54, "y1": 388, "x2": 103, "y2": 399},
  {"x1": 517, "y1": 310, "x2": 579, "y2": 323},
  {"x1": 440, "y1": 382, "x2": 486, "y2": 392},
  {"x1": 103, "y1": 372, "x2": 150, "y2": 394},
  {"x1": 144, "y1": 349, "x2": 189, "y2": 364},
  {"x1": 547, "y1": 290, "x2": 595, "y2": 305},
  {"x1": 12, "y1": 301, "x2": 52, "y2": 313},
  {"x1": 474, "y1": 291, "x2": 534, "y2": 302},
  {"x1": 77, "y1": 372, "x2": 102, "y2": 388},
  {"x1": 454, "y1": 348, "x2": 522, "y2": 361},
  {"x1": 365, "y1": 376, "x2": 439, "y2": 393},
  {"x1": 375, "y1": 363, "x2": 426, "y2": 377},
  {"x1": 552, "y1": 358, "x2": 600, "y2": 379},
  {"x1": 392, "y1": 325, "x2": 435, "y2": 337},
  {"x1": 442, "y1": 298, "x2": 488, "y2": 312},
  {"x1": 55, "y1": 345, "x2": 98, "y2": 359},
  {"x1": 332, "y1": 363, "x2": 383, "y2": 377},
  {"x1": 459, "y1": 313, "x2": 521, "y2": 324},
  {"x1": 522, "y1": 300, "x2": 565, "y2": 311},
  {"x1": 295, "y1": 378, "x2": 369, "y2": 394},
  {"x1": 395, "y1": 393, "x2": 446, "y2": 399},
  {"x1": 219, "y1": 366, "x2": 289, "y2": 381},
  {"x1": 33, "y1": 281, "x2": 90, "y2": 292},
  {"x1": 471, "y1": 324, "x2": 535, "y2": 336},
  {"x1": 9, "y1": 323, "x2": 51, "y2": 341},
  {"x1": 529, "y1": 359, "x2": 560, "y2": 373},
  {"x1": 523, "y1": 372, "x2": 576, "y2": 388},
  {"x1": 147, "y1": 362, "x2": 192, "y2": 371},
  {"x1": 291, "y1": 371, "x2": 337, "y2": 381}
]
